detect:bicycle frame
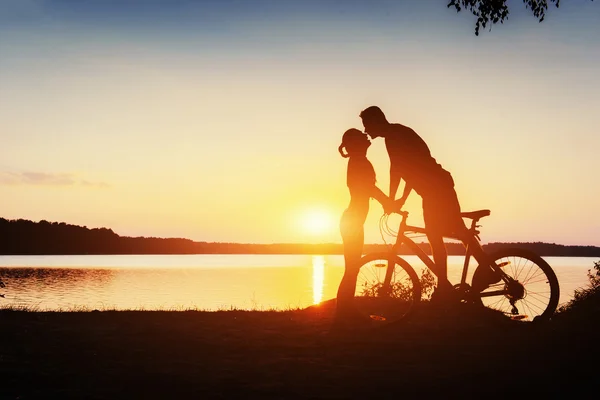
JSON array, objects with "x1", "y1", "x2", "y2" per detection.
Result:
[{"x1": 388, "y1": 212, "x2": 512, "y2": 297}]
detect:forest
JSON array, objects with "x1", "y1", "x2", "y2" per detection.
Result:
[{"x1": 1, "y1": 217, "x2": 599, "y2": 256}]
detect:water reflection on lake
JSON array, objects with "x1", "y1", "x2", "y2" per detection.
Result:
[{"x1": 0, "y1": 255, "x2": 596, "y2": 311}]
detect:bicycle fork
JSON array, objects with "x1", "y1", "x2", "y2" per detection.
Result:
[{"x1": 381, "y1": 252, "x2": 396, "y2": 295}]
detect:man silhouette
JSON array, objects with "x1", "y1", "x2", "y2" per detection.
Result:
[{"x1": 359, "y1": 105, "x2": 492, "y2": 300}]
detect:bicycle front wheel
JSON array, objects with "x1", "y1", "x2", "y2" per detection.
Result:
[
  {"x1": 473, "y1": 248, "x2": 560, "y2": 321},
  {"x1": 355, "y1": 252, "x2": 422, "y2": 324}
]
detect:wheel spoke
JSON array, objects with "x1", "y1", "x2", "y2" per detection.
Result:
[
  {"x1": 523, "y1": 277, "x2": 550, "y2": 286},
  {"x1": 524, "y1": 292, "x2": 552, "y2": 308},
  {"x1": 509, "y1": 256, "x2": 521, "y2": 280},
  {"x1": 520, "y1": 261, "x2": 539, "y2": 285},
  {"x1": 521, "y1": 269, "x2": 545, "y2": 285},
  {"x1": 520, "y1": 297, "x2": 545, "y2": 315}
]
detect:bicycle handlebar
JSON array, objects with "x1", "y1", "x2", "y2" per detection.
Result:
[
  {"x1": 394, "y1": 210, "x2": 409, "y2": 218},
  {"x1": 384, "y1": 210, "x2": 426, "y2": 236}
]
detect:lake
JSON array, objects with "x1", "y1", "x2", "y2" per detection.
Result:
[{"x1": 0, "y1": 254, "x2": 597, "y2": 311}]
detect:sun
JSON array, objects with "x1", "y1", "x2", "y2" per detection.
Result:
[{"x1": 301, "y1": 209, "x2": 335, "y2": 237}]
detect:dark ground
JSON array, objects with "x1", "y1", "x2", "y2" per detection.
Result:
[{"x1": 0, "y1": 300, "x2": 597, "y2": 399}]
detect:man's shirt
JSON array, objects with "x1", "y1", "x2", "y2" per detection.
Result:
[{"x1": 384, "y1": 123, "x2": 447, "y2": 196}]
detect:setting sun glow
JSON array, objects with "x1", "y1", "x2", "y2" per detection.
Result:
[{"x1": 301, "y1": 209, "x2": 335, "y2": 237}]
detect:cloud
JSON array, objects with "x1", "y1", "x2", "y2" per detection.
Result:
[{"x1": 0, "y1": 171, "x2": 110, "y2": 188}]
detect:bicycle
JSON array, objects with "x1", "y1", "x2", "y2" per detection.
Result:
[{"x1": 353, "y1": 209, "x2": 560, "y2": 324}]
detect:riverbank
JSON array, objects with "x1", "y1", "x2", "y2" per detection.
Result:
[{"x1": 1, "y1": 299, "x2": 597, "y2": 399}]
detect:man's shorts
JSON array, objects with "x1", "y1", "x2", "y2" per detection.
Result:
[{"x1": 421, "y1": 170, "x2": 466, "y2": 238}]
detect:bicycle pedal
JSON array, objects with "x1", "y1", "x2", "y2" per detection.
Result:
[{"x1": 510, "y1": 315, "x2": 528, "y2": 321}]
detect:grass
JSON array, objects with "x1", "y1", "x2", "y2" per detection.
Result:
[{"x1": 1, "y1": 296, "x2": 598, "y2": 399}]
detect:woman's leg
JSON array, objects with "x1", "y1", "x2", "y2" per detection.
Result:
[{"x1": 337, "y1": 211, "x2": 364, "y2": 312}]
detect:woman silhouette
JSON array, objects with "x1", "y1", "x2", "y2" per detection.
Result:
[{"x1": 336, "y1": 128, "x2": 391, "y2": 322}]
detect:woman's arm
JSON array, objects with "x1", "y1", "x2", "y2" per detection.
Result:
[{"x1": 370, "y1": 185, "x2": 392, "y2": 212}]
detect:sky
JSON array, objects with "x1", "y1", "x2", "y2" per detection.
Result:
[{"x1": 1, "y1": 0, "x2": 599, "y2": 246}]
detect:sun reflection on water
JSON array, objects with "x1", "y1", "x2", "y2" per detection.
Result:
[{"x1": 312, "y1": 255, "x2": 325, "y2": 304}]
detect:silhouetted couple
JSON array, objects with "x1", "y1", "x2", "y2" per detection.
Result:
[{"x1": 336, "y1": 106, "x2": 499, "y2": 324}]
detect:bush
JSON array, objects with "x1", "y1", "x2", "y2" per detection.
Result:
[
  {"x1": 558, "y1": 260, "x2": 600, "y2": 313},
  {"x1": 359, "y1": 268, "x2": 436, "y2": 301}
]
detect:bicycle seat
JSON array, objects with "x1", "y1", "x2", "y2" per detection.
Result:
[{"x1": 460, "y1": 209, "x2": 491, "y2": 220}]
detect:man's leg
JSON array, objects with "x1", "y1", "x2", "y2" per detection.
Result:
[
  {"x1": 423, "y1": 192, "x2": 454, "y2": 295},
  {"x1": 427, "y1": 231, "x2": 453, "y2": 293},
  {"x1": 423, "y1": 178, "x2": 465, "y2": 299}
]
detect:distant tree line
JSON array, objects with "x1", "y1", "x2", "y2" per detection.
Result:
[
  {"x1": 0, "y1": 218, "x2": 196, "y2": 255},
  {"x1": 484, "y1": 242, "x2": 600, "y2": 257},
  {"x1": 1, "y1": 217, "x2": 599, "y2": 257}
]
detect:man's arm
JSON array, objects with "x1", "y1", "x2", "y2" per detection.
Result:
[
  {"x1": 389, "y1": 166, "x2": 401, "y2": 201},
  {"x1": 389, "y1": 162, "x2": 412, "y2": 212},
  {"x1": 395, "y1": 183, "x2": 412, "y2": 211}
]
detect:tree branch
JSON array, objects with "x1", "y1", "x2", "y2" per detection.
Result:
[{"x1": 447, "y1": 0, "x2": 578, "y2": 35}]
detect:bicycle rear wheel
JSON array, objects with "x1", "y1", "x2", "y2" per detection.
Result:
[
  {"x1": 473, "y1": 248, "x2": 560, "y2": 321},
  {"x1": 355, "y1": 252, "x2": 422, "y2": 324}
]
